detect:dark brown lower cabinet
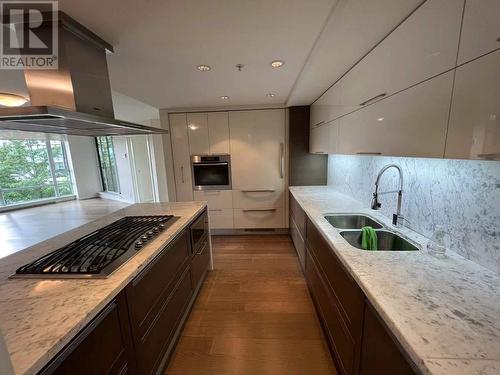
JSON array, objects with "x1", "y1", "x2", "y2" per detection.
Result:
[
  {"x1": 40, "y1": 292, "x2": 136, "y2": 375},
  {"x1": 305, "y1": 250, "x2": 358, "y2": 375},
  {"x1": 361, "y1": 302, "x2": 418, "y2": 375},
  {"x1": 40, "y1": 209, "x2": 210, "y2": 375}
]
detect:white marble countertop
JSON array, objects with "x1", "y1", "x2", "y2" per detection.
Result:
[
  {"x1": 0, "y1": 202, "x2": 206, "y2": 375},
  {"x1": 289, "y1": 186, "x2": 500, "y2": 375}
]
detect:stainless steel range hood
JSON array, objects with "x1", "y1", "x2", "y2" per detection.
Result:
[{"x1": 0, "y1": 12, "x2": 166, "y2": 136}]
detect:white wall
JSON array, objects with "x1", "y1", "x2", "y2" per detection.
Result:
[
  {"x1": 111, "y1": 91, "x2": 170, "y2": 202},
  {"x1": 66, "y1": 136, "x2": 102, "y2": 199}
]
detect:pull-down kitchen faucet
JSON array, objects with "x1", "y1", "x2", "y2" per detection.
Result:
[{"x1": 371, "y1": 164, "x2": 404, "y2": 227}]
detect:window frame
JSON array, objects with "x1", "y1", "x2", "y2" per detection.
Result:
[{"x1": 95, "y1": 136, "x2": 121, "y2": 194}]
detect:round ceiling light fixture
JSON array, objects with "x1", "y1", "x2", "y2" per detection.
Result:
[
  {"x1": 220, "y1": 96, "x2": 229, "y2": 100},
  {"x1": 0, "y1": 92, "x2": 28, "y2": 107},
  {"x1": 270, "y1": 60, "x2": 285, "y2": 68},
  {"x1": 196, "y1": 64, "x2": 211, "y2": 71},
  {"x1": 266, "y1": 93, "x2": 276, "y2": 97}
]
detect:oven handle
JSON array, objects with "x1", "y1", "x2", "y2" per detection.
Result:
[
  {"x1": 192, "y1": 162, "x2": 229, "y2": 166},
  {"x1": 242, "y1": 208, "x2": 277, "y2": 212}
]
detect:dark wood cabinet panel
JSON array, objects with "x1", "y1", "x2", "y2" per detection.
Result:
[
  {"x1": 134, "y1": 267, "x2": 193, "y2": 375},
  {"x1": 306, "y1": 218, "x2": 364, "y2": 333},
  {"x1": 288, "y1": 106, "x2": 327, "y2": 186},
  {"x1": 191, "y1": 239, "x2": 210, "y2": 290},
  {"x1": 290, "y1": 215, "x2": 306, "y2": 271},
  {"x1": 290, "y1": 194, "x2": 306, "y2": 239},
  {"x1": 361, "y1": 302, "x2": 418, "y2": 375},
  {"x1": 40, "y1": 292, "x2": 136, "y2": 375},
  {"x1": 126, "y1": 230, "x2": 190, "y2": 338},
  {"x1": 305, "y1": 250, "x2": 356, "y2": 375}
]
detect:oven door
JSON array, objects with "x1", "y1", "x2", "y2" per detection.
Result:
[{"x1": 192, "y1": 162, "x2": 231, "y2": 190}]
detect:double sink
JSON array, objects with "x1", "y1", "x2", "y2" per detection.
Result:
[{"x1": 325, "y1": 214, "x2": 419, "y2": 251}]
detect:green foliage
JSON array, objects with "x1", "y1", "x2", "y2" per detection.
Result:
[{"x1": 0, "y1": 139, "x2": 73, "y2": 205}]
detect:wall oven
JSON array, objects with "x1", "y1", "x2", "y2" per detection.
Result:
[{"x1": 191, "y1": 154, "x2": 231, "y2": 191}]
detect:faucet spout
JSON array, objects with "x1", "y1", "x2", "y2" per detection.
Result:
[{"x1": 371, "y1": 164, "x2": 404, "y2": 226}]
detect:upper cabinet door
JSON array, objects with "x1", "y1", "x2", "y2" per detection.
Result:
[
  {"x1": 312, "y1": 0, "x2": 463, "y2": 128},
  {"x1": 169, "y1": 113, "x2": 193, "y2": 201},
  {"x1": 187, "y1": 113, "x2": 209, "y2": 155},
  {"x1": 457, "y1": 0, "x2": 500, "y2": 65},
  {"x1": 207, "y1": 112, "x2": 229, "y2": 154},
  {"x1": 445, "y1": 50, "x2": 500, "y2": 160},
  {"x1": 340, "y1": 0, "x2": 463, "y2": 116},
  {"x1": 229, "y1": 109, "x2": 285, "y2": 189},
  {"x1": 338, "y1": 71, "x2": 454, "y2": 158},
  {"x1": 310, "y1": 123, "x2": 331, "y2": 155}
]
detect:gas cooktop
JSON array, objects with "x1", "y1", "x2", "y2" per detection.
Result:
[{"x1": 11, "y1": 215, "x2": 178, "y2": 279}]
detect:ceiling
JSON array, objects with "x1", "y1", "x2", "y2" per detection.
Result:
[{"x1": 0, "y1": 0, "x2": 424, "y2": 110}]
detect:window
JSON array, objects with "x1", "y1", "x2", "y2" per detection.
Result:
[
  {"x1": 96, "y1": 136, "x2": 120, "y2": 193},
  {"x1": 0, "y1": 137, "x2": 74, "y2": 207}
]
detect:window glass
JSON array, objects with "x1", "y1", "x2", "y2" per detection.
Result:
[
  {"x1": 0, "y1": 138, "x2": 74, "y2": 207},
  {"x1": 96, "y1": 136, "x2": 120, "y2": 193}
]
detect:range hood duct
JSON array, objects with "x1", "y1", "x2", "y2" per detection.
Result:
[{"x1": 0, "y1": 12, "x2": 166, "y2": 136}]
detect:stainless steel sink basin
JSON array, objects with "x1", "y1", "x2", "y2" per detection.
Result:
[
  {"x1": 340, "y1": 230, "x2": 419, "y2": 251},
  {"x1": 325, "y1": 214, "x2": 383, "y2": 230}
]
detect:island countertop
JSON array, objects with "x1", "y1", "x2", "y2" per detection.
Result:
[
  {"x1": 0, "y1": 201, "x2": 206, "y2": 375},
  {"x1": 289, "y1": 186, "x2": 500, "y2": 375}
]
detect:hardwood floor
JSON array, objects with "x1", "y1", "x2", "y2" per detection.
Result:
[
  {"x1": 0, "y1": 198, "x2": 130, "y2": 258},
  {"x1": 165, "y1": 235, "x2": 337, "y2": 375}
]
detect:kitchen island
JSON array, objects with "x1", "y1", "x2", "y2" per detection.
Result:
[
  {"x1": 290, "y1": 186, "x2": 500, "y2": 375},
  {"x1": 0, "y1": 201, "x2": 209, "y2": 375}
]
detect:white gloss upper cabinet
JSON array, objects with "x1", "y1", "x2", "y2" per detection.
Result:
[
  {"x1": 310, "y1": 123, "x2": 330, "y2": 155},
  {"x1": 187, "y1": 113, "x2": 209, "y2": 155},
  {"x1": 445, "y1": 50, "x2": 500, "y2": 160},
  {"x1": 340, "y1": 0, "x2": 463, "y2": 116},
  {"x1": 310, "y1": 83, "x2": 342, "y2": 128},
  {"x1": 229, "y1": 109, "x2": 285, "y2": 190},
  {"x1": 457, "y1": 0, "x2": 500, "y2": 64},
  {"x1": 338, "y1": 71, "x2": 454, "y2": 158},
  {"x1": 207, "y1": 112, "x2": 229, "y2": 154},
  {"x1": 169, "y1": 113, "x2": 193, "y2": 201}
]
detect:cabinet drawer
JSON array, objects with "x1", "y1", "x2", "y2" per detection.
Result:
[
  {"x1": 290, "y1": 194, "x2": 306, "y2": 239},
  {"x1": 135, "y1": 267, "x2": 193, "y2": 375},
  {"x1": 306, "y1": 219, "x2": 364, "y2": 334},
  {"x1": 193, "y1": 190, "x2": 233, "y2": 209},
  {"x1": 233, "y1": 207, "x2": 285, "y2": 229},
  {"x1": 126, "y1": 230, "x2": 190, "y2": 337},
  {"x1": 191, "y1": 240, "x2": 210, "y2": 290},
  {"x1": 361, "y1": 302, "x2": 418, "y2": 375},
  {"x1": 232, "y1": 189, "x2": 285, "y2": 209},
  {"x1": 41, "y1": 294, "x2": 134, "y2": 375},
  {"x1": 208, "y1": 208, "x2": 234, "y2": 229},
  {"x1": 290, "y1": 215, "x2": 305, "y2": 272},
  {"x1": 306, "y1": 251, "x2": 357, "y2": 375}
]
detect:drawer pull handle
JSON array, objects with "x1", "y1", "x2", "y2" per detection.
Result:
[
  {"x1": 360, "y1": 92, "x2": 386, "y2": 106},
  {"x1": 356, "y1": 152, "x2": 382, "y2": 155},
  {"x1": 242, "y1": 208, "x2": 277, "y2": 212},
  {"x1": 314, "y1": 151, "x2": 326, "y2": 154},
  {"x1": 242, "y1": 189, "x2": 275, "y2": 193},
  {"x1": 477, "y1": 153, "x2": 500, "y2": 160},
  {"x1": 313, "y1": 121, "x2": 325, "y2": 127}
]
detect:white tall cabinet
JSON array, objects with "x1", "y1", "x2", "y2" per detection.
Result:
[
  {"x1": 169, "y1": 113, "x2": 193, "y2": 201},
  {"x1": 229, "y1": 109, "x2": 286, "y2": 229},
  {"x1": 169, "y1": 109, "x2": 287, "y2": 230}
]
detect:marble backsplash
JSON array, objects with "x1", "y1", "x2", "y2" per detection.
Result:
[{"x1": 327, "y1": 155, "x2": 500, "y2": 274}]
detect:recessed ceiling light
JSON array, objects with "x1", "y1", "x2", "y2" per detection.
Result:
[
  {"x1": 220, "y1": 96, "x2": 229, "y2": 100},
  {"x1": 197, "y1": 65, "x2": 211, "y2": 71},
  {"x1": 377, "y1": 117, "x2": 384, "y2": 122},
  {"x1": 270, "y1": 60, "x2": 285, "y2": 68},
  {"x1": 266, "y1": 93, "x2": 276, "y2": 97},
  {"x1": 0, "y1": 92, "x2": 28, "y2": 107}
]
